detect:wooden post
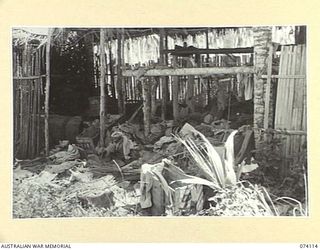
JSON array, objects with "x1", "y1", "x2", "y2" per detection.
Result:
[
  {"x1": 44, "y1": 28, "x2": 53, "y2": 156},
  {"x1": 142, "y1": 78, "x2": 151, "y2": 136},
  {"x1": 160, "y1": 28, "x2": 168, "y2": 120},
  {"x1": 263, "y1": 43, "x2": 273, "y2": 129},
  {"x1": 109, "y1": 43, "x2": 116, "y2": 98},
  {"x1": 99, "y1": 28, "x2": 107, "y2": 147},
  {"x1": 172, "y1": 55, "x2": 179, "y2": 121},
  {"x1": 186, "y1": 59, "x2": 195, "y2": 113},
  {"x1": 151, "y1": 77, "x2": 157, "y2": 116},
  {"x1": 206, "y1": 28, "x2": 210, "y2": 62},
  {"x1": 116, "y1": 29, "x2": 123, "y2": 114}
]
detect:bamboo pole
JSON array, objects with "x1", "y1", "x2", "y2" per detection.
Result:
[
  {"x1": 44, "y1": 28, "x2": 53, "y2": 156},
  {"x1": 36, "y1": 50, "x2": 41, "y2": 155},
  {"x1": 187, "y1": 59, "x2": 195, "y2": 112},
  {"x1": 151, "y1": 77, "x2": 157, "y2": 116},
  {"x1": 172, "y1": 56, "x2": 179, "y2": 121},
  {"x1": 163, "y1": 47, "x2": 254, "y2": 55},
  {"x1": 121, "y1": 28, "x2": 126, "y2": 114},
  {"x1": 99, "y1": 28, "x2": 107, "y2": 148},
  {"x1": 206, "y1": 28, "x2": 210, "y2": 62},
  {"x1": 261, "y1": 74, "x2": 305, "y2": 79},
  {"x1": 109, "y1": 44, "x2": 116, "y2": 98},
  {"x1": 142, "y1": 78, "x2": 151, "y2": 136},
  {"x1": 116, "y1": 29, "x2": 123, "y2": 113},
  {"x1": 122, "y1": 66, "x2": 254, "y2": 77},
  {"x1": 160, "y1": 28, "x2": 167, "y2": 120}
]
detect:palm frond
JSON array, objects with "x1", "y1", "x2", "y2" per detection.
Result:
[{"x1": 174, "y1": 124, "x2": 238, "y2": 189}]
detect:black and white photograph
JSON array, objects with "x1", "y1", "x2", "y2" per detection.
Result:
[{"x1": 12, "y1": 26, "x2": 307, "y2": 218}]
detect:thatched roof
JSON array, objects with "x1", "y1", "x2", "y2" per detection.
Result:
[{"x1": 12, "y1": 28, "x2": 47, "y2": 48}]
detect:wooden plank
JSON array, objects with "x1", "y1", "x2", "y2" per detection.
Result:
[
  {"x1": 301, "y1": 45, "x2": 307, "y2": 150},
  {"x1": 274, "y1": 46, "x2": 283, "y2": 128},
  {"x1": 122, "y1": 66, "x2": 254, "y2": 77},
  {"x1": 292, "y1": 45, "x2": 303, "y2": 153},
  {"x1": 264, "y1": 44, "x2": 273, "y2": 129},
  {"x1": 31, "y1": 80, "x2": 36, "y2": 158},
  {"x1": 282, "y1": 46, "x2": 292, "y2": 129},
  {"x1": 44, "y1": 28, "x2": 53, "y2": 156},
  {"x1": 99, "y1": 28, "x2": 107, "y2": 147},
  {"x1": 286, "y1": 46, "x2": 298, "y2": 156},
  {"x1": 36, "y1": 50, "x2": 41, "y2": 155},
  {"x1": 27, "y1": 81, "x2": 32, "y2": 157},
  {"x1": 282, "y1": 46, "x2": 293, "y2": 158},
  {"x1": 296, "y1": 45, "x2": 306, "y2": 151},
  {"x1": 13, "y1": 80, "x2": 19, "y2": 157},
  {"x1": 22, "y1": 82, "x2": 30, "y2": 158}
]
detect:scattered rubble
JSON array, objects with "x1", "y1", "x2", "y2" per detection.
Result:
[{"x1": 13, "y1": 116, "x2": 306, "y2": 218}]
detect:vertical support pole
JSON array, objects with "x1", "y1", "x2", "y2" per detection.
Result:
[
  {"x1": 206, "y1": 28, "x2": 210, "y2": 63},
  {"x1": 121, "y1": 28, "x2": 126, "y2": 114},
  {"x1": 165, "y1": 33, "x2": 170, "y2": 103},
  {"x1": 116, "y1": 29, "x2": 123, "y2": 114},
  {"x1": 151, "y1": 77, "x2": 157, "y2": 116},
  {"x1": 264, "y1": 43, "x2": 273, "y2": 129},
  {"x1": 172, "y1": 55, "x2": 179, "y2": 121},
  {"x1": 99, "y1": 28, "x2": 106, "y2": 147},
  {"x1": 109, "y1": 43, "x2": 116, "y2": 98},
  {"x1": 253, "y1": 26, "x2": 272, "y2": 142},
  {"x1": 160, "y1": 28, "x2": 168, "y2": 120},
  {"x1": 186, "y1": 60, "x2": 195, "y2": 113},
  {"x1": 142, "y1": 78, "x2": 151, "y2": 136},
  {"x1": 44, "y1": 28, "x2": 53, "y2": 156}
]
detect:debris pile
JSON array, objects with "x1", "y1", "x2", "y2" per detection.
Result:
[{"x1": 13, "y1": 114, "x2": 306, "y2": 218}]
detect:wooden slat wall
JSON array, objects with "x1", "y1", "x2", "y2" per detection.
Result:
[
  {"x1": 13, "y1": 44, "x2": 45, "y2": 159},
  {"x1": 275, "y1": 44, "x2": 307, "y2": 159}
]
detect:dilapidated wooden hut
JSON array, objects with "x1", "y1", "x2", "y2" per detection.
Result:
[
  {"x1": 12, "y1": 26, "x2": 308, "y2": 218},
  {"x1": 13, "y1": 26, "x2": 306, "y2": 160}
]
